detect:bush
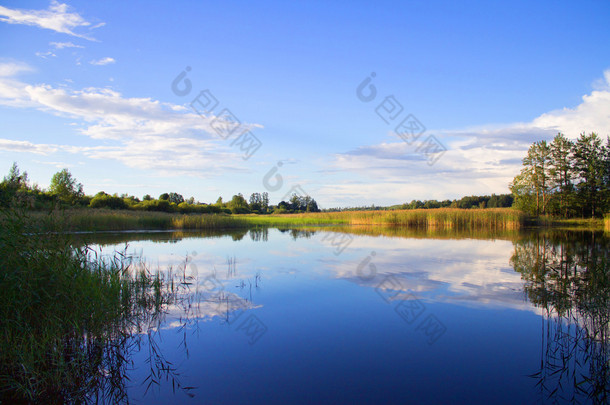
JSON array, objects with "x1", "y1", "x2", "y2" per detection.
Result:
[
  {"x1": 89, "y1": 193, "x2": 127, "y2": 209},
  {"x1": 133, "y1": 199, "x2": 171, "y2": 212}
]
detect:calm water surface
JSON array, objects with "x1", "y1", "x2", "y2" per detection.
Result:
[{"x1": 85, "y1": 228, "x2": 609, "y2": 404}]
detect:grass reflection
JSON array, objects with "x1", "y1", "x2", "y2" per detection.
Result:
[{"x1": 0, "y1": 208, "x2": 199, "y2": 403}]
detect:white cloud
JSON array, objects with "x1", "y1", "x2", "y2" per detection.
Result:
[
  {"x1": 0, "y1": 139, "x2": 58, "y2": 155},
  {"x1": 531, "y1": 88, "x2": 610, "y2": 136},
  {"x1": 50, "y1": 41, "x2": 84, "y2": 49},
  {"x1": 0, "y1": 62, "x2": 36, "y2": 108},
  {"x1": 0, "y1": 62, "x2": 262, "y2": 175},
  {"x1": 33, "y1": 159, "x2": 74, "y2": 168},
  {"x1": 0, "y1": 61, "x2": 33, "y2": 77},
  {"x1": 35, "y1": 51, "x2": 57, "y2": 59},
  {"x1": 322, "y1": 233, "x2": 534, "y2": 311},
  {"x1": 0, "y1": 1, "x2": 99, "y2": 40},
  {"x1": 89, "y1": 57, "x2": 115, "y2": 66},
  {"x1": 322, "y1": 69, "x2": 610, "y2": 204}
]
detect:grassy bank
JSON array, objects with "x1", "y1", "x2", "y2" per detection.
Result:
[
  {"x1": 525, "y1": 215, "x2": 607, "y2": 230},
  {"x1": 20, "y1": 207, "x2": 527, "y2": 232},
  {"x1": 15, "y1": 207, "x2": 563, "y2": 232},
  {"x1": 247, "y1": 208, "x2": 526, "y2": 230},
  {"x1": 0, "y1": 209, "x2": 191, "y2": 402},
  {"x1": 235, "y1": 213, "x2": 347, "y2": 226},
  {"x1": 23, "y1": 207, "x2": 610, "y2": 233},
  {"x1": 334, "y1": 207, "x2": 524, "y2": 229},
  {"x1": 25, "y1": 209, "x2": 347, "y2": 232},
  {"x1": 27, "y1": 208, "x2": 250, "y2": 232}
]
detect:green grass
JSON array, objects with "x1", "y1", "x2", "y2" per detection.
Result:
[
  {"x1": 0, "y1": 208, "x2": 192, "y2": 402},
  {"x1": 234, "y1": 213, "x2": 348, "y2": 226}
]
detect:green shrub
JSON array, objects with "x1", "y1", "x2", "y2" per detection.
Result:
[{"x1": 89, "y1": 193, "x2": 127, "y2": 209}]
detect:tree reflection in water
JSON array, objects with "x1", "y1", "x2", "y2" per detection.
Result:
[{"x1": 511, "y1": 231, "x2": 609, "y2": 404}]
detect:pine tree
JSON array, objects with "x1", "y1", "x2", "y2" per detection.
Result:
[
  {"x1": 549, "y1": 133, "x2": 574, "y2": 216},
  {"x1": 521, "y1": 141, "x2": 553, "y2": 215},
  {"x1": 572, "y1": 133, "x2": 605, "y2": 217}
]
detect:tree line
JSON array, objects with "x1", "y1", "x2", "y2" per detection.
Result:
[
  {"x1": 510, "y1": 132, "x2": 610, "y2": 217},
  {"x1": 322, "y1": 194, "x2": 513, "y2": 212},
  {"x1": 0, "y1": 163, "x2": 320, "y2": 214},
  {"x1": 1, "y1": 162, "x2": 511, "y2": 215}
]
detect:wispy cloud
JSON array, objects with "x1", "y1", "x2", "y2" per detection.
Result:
[
  {"x1": 35, "y1": 51, "x2": 57, "y2": 59},
  {"x1": 89, "y1": 57, "x2": 115, "y2": 66},
  {"x1": 33, "y1": 160, "x2": 74, "y2": 169},
  {"x1": 0, "y1": 62, "x2": 262, "y2": 176},
  {"x1": 0, "y1": 62, "x2": 35, "y2": 108},
  {"x1": 0, "y1": 1, "x2": 100, "y2": 40},
  {"x1": 0, "y1": 139, "x2": 58, "y2": 155},
  {"x1": 50, "y1": 41, "x2": 84, "y2": 49},
  {"x1": 0, "y1": 62, "x2": 33, "y2": 77}
]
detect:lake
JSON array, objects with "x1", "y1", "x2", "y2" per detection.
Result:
[{"x1": 82, "y1": 227, "x2": 609, "y2": 404}]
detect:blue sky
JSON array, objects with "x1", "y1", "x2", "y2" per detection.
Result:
[{"x1": 1, "y1": 0, "x2": 609, "y2": 207}]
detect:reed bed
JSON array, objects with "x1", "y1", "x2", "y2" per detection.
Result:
[
  {"x1": 23, "y1": 207, "x2": 526, "y2": 232},
  {"x1": 28, "y1": 209, "x2": 249, "y2": 232},
  {"x1": 343, "y1": 208, "x2": 524, "y2": 229},
  {"x1": 0, "y1": 208, "x2": 195, "y2": 402},
  {"x1": 259, "y1": 208, "x2": 526, "y2": 230}
]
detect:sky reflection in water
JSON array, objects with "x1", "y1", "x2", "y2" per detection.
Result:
[{"x1": 87, "y1": 228, "x2": 608, "y2": 404}]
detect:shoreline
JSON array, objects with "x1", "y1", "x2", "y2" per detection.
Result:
[{"x1": 17, "y1": 207, "x2": 608, "y2": 233}]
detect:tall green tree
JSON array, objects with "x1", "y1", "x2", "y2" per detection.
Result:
[
  {"x1": 305, "y1": 196, "x2": 319, "y2": 212},
  {"x1": 549, "y1": 133, "x2": 574, "y2": 216},
  {"x1": 0, "y1": 163, "x2": 30, "y2": 207},
  {"x1": 289, "y1": 194, "x2": 302, "y2": 211},
  {"x1": 167, "y1": 192, "x2": 184, "y2": 204},
  {"x1": 261, "y1": 192, "x2": 269, "y2": 213},
  {"x1": 3, "y1": 162, "x2": 28, "y2": 189},
  {"x1": 511, "y1": 141, "x2": 553, "y2": 215},
  {"x1": 49, "y1": 169, "x2": 83, "y2": 203},
  {"x1": 509, "y1": 171, "x2": 537, "y2": 214},
  {"x1": 249, "y1": 192, "x2": 262, "y2": 212},
  {"x1": 228, "y1": 193, "x2": 250, "y2": 214},
  {"x1": 602, "y1": 136, "x2": 610, "y2": 209},
  {"x1": 572, "y1": 133, "x2": 606, "y2": 217}
]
